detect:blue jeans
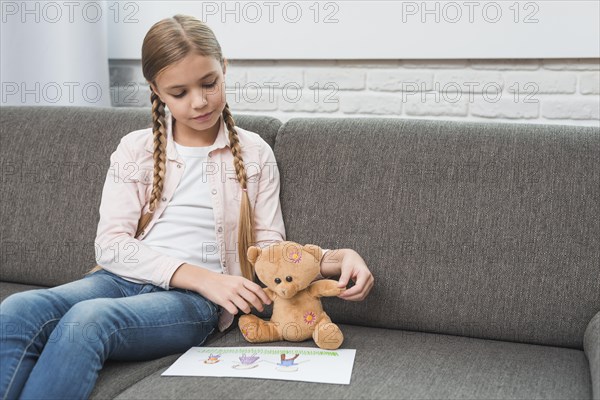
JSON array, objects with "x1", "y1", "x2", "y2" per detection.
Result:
[{"x1": 0, "y1": 268, "x2": 219, "y2": 400}]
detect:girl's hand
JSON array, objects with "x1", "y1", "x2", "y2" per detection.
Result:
[
  {"x1": 171, "y1": 263, "x2": 272, "y2": 315},
  {"x1": 197, "y1": 272, "x2": 272, "y2": 315},
  {"x1": 321, "y1": 249, "x2": 374, "y2": 301}
]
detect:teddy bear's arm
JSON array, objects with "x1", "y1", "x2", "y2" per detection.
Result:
[{"x1": 307, "y1": 279, "x2": 344, "y2": 298}]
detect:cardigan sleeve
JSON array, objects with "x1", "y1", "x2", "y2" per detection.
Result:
[
  {"x1": 94, "y1": 136, "x2": 187, "y2": 290},
  {"x1": 252, "y1": 142, "x2": 286, "y2": 248}
]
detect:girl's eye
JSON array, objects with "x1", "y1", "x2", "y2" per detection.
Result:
[{"x1": 171, "y1": 81, "x2": 217, "y2": 98}]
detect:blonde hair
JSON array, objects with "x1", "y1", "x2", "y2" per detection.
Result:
[
  {"x1": 142, "y1": 14, "x2": 255, "y2": 279},
  {"x1": 88, "y1": 14, "x2": 256, "y2": 280}
]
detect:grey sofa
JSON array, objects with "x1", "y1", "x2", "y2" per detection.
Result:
[{"x1": 1, "y1": 105, "x2": 598, "y2": 400}]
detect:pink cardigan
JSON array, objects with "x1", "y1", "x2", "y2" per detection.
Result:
[{"x1": 94, "y1": 110, "x2": 286, "y2": 331}]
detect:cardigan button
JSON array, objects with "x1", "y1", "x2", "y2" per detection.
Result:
[{"x1": 177, "y1": 164, "x2": 181, "y2": 168}]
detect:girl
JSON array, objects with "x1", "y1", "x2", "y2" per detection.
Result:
[{"x1": 0, "y1": 14, "x2": 374, "y2": 400}]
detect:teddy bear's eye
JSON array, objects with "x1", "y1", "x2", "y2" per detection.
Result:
[
  {"x1": 286, "y1": 276, "x2": 293, "y2": 282},
  {"x1": 274, "y1": 278, "x2": 281, "y2": 284}
]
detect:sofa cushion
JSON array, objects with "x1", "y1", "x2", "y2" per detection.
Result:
[
  {"x1": 110, "y1": 324, "x2": 591, "y2": 400},
  {"x1": 274, "y1": 117, "x2": 600, "y2": 349},
  {"x1": 0, "y1": 106, "x2": 281, "y2": 287},
  {"x1": 0, "y1": 282, "x2": 49, "y2": 302},
  {"x1": 584, "y1": 311, "x2": 600, "y2": 400},
  {"x1": 89, "y1": 354, "x2": 181, "y2": 400}
]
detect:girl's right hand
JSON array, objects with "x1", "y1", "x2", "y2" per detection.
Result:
[
  {"x1": 195, "y1": 269, "x2": 272, "y2": 315},
  {"x1": 170, "y1": 263, "x2": 272, "y2": 315}
]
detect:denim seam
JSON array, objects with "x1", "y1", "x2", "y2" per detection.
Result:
[
  {"x1": 3, "y1": 317, "x2": 60, "y2": 400},
  {"x1": 100, "y1": 274, "x2": 129, "y2": 298},
  {"x1": 103, "y1": 312, "x2": 219, "y2": 357},
  {"x1": 197, "y1": 325, "x2": 217, "y2": 347},
  {"x1": 111, "y1": 323, "x2": 217, "y2": 400}
]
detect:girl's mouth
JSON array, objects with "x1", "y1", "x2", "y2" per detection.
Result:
[{"x1": 193, "y1": 111, "x2": 212, "y2": 122}]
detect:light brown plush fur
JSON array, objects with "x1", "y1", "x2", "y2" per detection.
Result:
[{"x1": 238, "y1": 241, "x2": 344, "y2": 350}]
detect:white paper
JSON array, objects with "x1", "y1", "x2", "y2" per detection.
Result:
[{"x1": 161, "y1": 346, "x2": 357, "y2": 385}]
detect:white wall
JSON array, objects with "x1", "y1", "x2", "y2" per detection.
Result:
[
  {"x1": 110, "y1": 58, "x2": 600, "y2": 127},
  {"x1": 107, "y1": 1, "x2": 600, "y2": 59},
  {"x1": 1, "y1": 0, "x2": 111, "y2": 106}
]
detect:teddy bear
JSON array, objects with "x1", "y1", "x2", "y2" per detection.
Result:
[{"x1": 238, "y1": 241, "x2": 345, "y2": 350}]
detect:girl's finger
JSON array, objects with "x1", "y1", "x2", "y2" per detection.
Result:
[
  {"x1": 239, "y1": 287, "x2": 264, "y2": 311},
  {"x1": 244, "y1": 280, "x2": 272, "y2": 305},
  {"x1": 230, "y1": 295, "x2": 252, "y2": 314},
  {"x1": 337, "y1": 267, "x2": 354, "y2": 288},
  {"x1": 339, "y1": 272, "x2": 373, "y2": 300},
  {"x1": 339, "y1": 291, "x2": 363, "y2": 301},
  {"x1": 338, "y1": 283, "x2": 361, "y2": 298},
  {"x1": 366, "y1": 276, "x2": 375, "y2": 295},
  {"x1": 222, "y1": 300, "x2": 239, "y2": 315}
]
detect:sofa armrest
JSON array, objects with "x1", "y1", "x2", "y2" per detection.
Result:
[{"x1": 584, "y1": 310, "x2": 600, "y2": 400}]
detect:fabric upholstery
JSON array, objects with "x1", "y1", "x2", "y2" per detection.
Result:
[
  {"x1": 274, "y1": 117, "x2": 600, "y2": 349},
  {"x1": 0, "y1": 282, "x2": 49, "y2": 302},
  {"x1": 0, "y1": 106, "x2": 281, "y2": 287},
  {"x1": 2, "y1": 107, "x2": 597, "y2": 399},
  {"x1": 112, "y1": 324, "x2": 591, "y2": 400},
  {"x1": 584, "y1": 311, "x2": 600, "y2": 400}
]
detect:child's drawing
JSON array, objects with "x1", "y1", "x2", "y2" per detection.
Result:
[
  {"x1": 275, "y1": 353, "x2": 306, "y2": 372},
  {"x1": 232, "y1": 353, "x2": 261, "y2": 370},
  {"x1": 203, "y1": 354, "x2": 221, "y2": 364}
]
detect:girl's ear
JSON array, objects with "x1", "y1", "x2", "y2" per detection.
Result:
[
  {"x1": 247, "y1": 246, "x2": 262, "y2": 265},
  {"x1": 148, "y1": 81, "x2": 164, "y2": 103}
]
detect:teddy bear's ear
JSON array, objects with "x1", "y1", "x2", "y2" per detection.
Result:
[
  {"x1": 302, "y1": 244, "x2": 324, "y2": 262},
  {"x1": 247, "y1": 246, "x2": 262, "y2": 265}
]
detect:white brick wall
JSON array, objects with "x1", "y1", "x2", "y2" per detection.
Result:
[{"x1": 109, "y1": 58, "x2": 600, "y2": 127}]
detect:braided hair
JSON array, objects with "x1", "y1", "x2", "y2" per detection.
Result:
[{"x1": 143, "y1": 14, "x2": 257, "y2": 280}]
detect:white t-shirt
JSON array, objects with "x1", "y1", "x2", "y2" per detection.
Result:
[{"x1": 141, "y1": 142, "x2": 222, "y2": 273}]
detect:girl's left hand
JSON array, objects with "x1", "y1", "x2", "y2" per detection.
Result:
[{"x1": 335, "y1": 249, "x2": 374, "y2": 301}]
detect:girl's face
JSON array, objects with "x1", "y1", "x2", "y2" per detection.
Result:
[{"x1": 149, "y1": 53, "x2": 227, "y2": 144}]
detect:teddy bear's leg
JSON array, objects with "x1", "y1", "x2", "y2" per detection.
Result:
[
  {"x1": 312, "y1": 312, "x2": 344, "y2": 350},
  {"x1": 239, "y1": 314, "x2": 283, "y2": 343}
]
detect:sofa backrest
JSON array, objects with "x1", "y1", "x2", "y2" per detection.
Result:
[
  {"x1": 3, "y1": 106, "x2": 598, "y2": 350},
  {"x1": 274, "y1": 117, "x2": 599, "y2": 349},
  {"x1": 0, "y1": 106, "x2": 281, "y2": 287}
]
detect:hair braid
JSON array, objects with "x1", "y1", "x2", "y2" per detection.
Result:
[
  {"x1": 223, "y1": 102, "x2": 256, "y2": 281},
  {"x1": 149, "y1": 90, "x2": 168, "y2": 214},
  {"x1": 84, "y1": 90, "x2": 167, "y2": 276},
  {"x1": 88, "y1": 14, "x2": 262, "y2": 282}
]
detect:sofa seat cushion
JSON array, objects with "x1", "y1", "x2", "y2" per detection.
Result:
[
  {"x1": 90, "y1": 354, "x2": 182, "y2": 399},
  {"x1": 0, "y1": 282, "x2": 50, "y2": 301},
  {"x1": 112, "y1": 324, "x2": 591, "y2": 400}
]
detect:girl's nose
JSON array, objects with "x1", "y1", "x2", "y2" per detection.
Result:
[{"x1": 192, "y1": 90, "x2": 208, "y2": 108}]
